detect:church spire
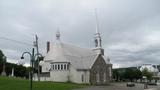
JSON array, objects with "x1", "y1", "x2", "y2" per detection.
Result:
[
  {"x1": 95, "y1": 8, "x2": 100, "y2": 35},
  {"x1": 94, "y1": 9, "x2": 102, "y2": 48},
  {"x1": 93, "y1": 9, "x2": 104, "y2": 55}
]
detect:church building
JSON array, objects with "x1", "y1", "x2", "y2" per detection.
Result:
[{"x1": 39, "y1": 30, "x2": 112, "y2": 85}]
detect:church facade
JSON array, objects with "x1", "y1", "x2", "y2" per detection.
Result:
[{"x1": 39, "y1": 30, "x2": 112, "y2": 85}]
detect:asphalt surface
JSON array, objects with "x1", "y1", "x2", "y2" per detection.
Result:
[{"x1": 74, "y1": 83, "x2": 160, "y2": 90}]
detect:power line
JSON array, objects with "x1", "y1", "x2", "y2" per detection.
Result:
[{"x1": 0, "y1": 36, "x2": 33, "y2": 46}]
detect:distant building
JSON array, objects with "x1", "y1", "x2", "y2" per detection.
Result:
[
  {"x1": 139, "y1": 64, "x2": 159, "y2": 72},
  {"x1": 39, "y1": 30, "x2": 112, "y2": 85},
  {"x1": 139, "y1": 64, "x2": 160, "y2": 80}
]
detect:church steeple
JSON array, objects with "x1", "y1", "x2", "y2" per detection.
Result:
[
  {"x1": 94, "y1": 9, "x2": 102, "y2": 48},
  {"x1": 93, "y1": 9, "x2": 104, "y2": 55}
]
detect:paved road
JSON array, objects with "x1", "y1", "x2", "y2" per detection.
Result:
[{"x1": 74, "y1": 83, "x2": 160, "y2": 90}]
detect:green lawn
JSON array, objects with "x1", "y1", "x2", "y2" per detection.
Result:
[{"x1": 0, "y1": 76, "x2": 88, "y2": 90}]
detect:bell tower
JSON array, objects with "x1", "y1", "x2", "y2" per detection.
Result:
[{"x1": 56, "y1": 29, "x2": 60, "y2": 40}]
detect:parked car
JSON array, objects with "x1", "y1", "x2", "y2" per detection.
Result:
[
  {"x1": 156, "y1": 81, "x2": 160, "y2": 86},
  {"x1": 126, "y1": 82, "x2": 135, "y2": 87},
  {"x1": 148, "y1": 81, "x2": 160, "y2": 86},
  {"x1": 148, "y1": 82, "x2": 157, "y2": 85}
]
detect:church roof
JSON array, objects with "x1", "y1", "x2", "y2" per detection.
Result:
[{"x1": 44, "y1": 41, "x2": 110, "y2": 70}]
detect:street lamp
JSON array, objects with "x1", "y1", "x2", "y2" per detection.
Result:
[
  {"x1": 1, "y1": 56, "x2": 7, "y2": 76},
  {"x1": 21, "y1": 48, "x2": 34, "y2": 90},
  {"x1": 21, "y1": 48, "x2": 43, "y2": 90}
]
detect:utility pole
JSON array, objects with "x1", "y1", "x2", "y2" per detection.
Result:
[
  {"x1": 34, "y1": 35, "x2": 40, "y2": 81},
  {"x1": 31, "y1": 48, "x2": 34, "y2": 90}
]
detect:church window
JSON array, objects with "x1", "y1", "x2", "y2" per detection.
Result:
[
  {"x1": 67, "y1": 64, "x2": 69, "y2": 70},
  {"x1": 81, "y1": 74, "x2": 84, "y2": 82},
  {"x1": 103, "y1": 72, "x2": 106, "y2": 82},
  {"x1": 109, "y1": 67, "x2": 112, "y2": 77},
  {"x1": 95, "y1": 39, "x2": 98, "y2": 47},
  {"x1": 64, "y1": 64, "x2": 66, "y2": 70},
  {"x1": 96, "y1": 72, "x2": 100, "y2": 83},
  {"x1": 52, "y1": 65, "x2": 54, "y2": 70},
  {"x1": 55, "y1": 65, "x2": 57, "y2": 70},
  {"x1": 51, "y1": 63, "x2": 68, "y2": 70},
  {"x1": 51, "y1": 65, "x2": 53, "y2": 70},
  {"x1": 58, "y1": 64, "x2": 60, "y2": 70},
  {"x1": 61, "y1": 64, "x2": 63, "y2": 70}
]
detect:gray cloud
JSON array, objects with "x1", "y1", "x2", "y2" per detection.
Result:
[{"x1": 0, "y1": 0, "x2": 160, "y2": 68}]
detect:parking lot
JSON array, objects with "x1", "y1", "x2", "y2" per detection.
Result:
[{"x1": 74, "y1": 83, "x2": 160, "y2": 90}]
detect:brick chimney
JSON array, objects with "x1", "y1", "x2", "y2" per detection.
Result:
[{"x1": 47, "y1": 41, "x2": 50, "y2": 53}]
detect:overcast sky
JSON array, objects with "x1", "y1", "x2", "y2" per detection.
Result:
[{"x1": 0, "y1": 0, "x2": 160, "y2": 68}]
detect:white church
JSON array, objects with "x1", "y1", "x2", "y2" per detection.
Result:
[{"x1": 39, "y1": 30, "x2": 112, "y2": 85}]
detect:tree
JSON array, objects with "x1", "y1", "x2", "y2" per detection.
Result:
[
  {"x1": 124, "y1": 68, "x2": 142, "y2": 82},
  {"x1": 0, "y1": 50, "x2": 4, "y2": 62},
  {"x1": 134, "y1": 69, "x2": 142, "y2": 82},
  {"x1": 142, "y1": 68, "x2": 153, "y2": 81},
  {"x1": 113, "y1": 69, "x2": 119, "y2": 81},
  {"x1": 119, "y1": 71, "x2": 125, "y2": 81},
  {"x1": 0, "y1": 49, "x2": 29, "y2": 78},
  {"x1": 125, "y1": 68, "x2": 135, "y2": 82},
  {"x1": 0, "y1": 49, "x2": 4, "y2": 73},
  {"x1": 34, "y1": 56, "x2": 44, "y2": 73}
]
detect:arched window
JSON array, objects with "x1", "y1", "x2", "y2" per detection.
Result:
[
  {"x1": 109, "y1": 67, "x2": 112, "y2": 77},
  {"x1": 67, "y1": 64, "x2": 69, "y2": 70},
  {"x1": 58, "y1": 64, "x2": 60, "y2": 70},
  {"x1": 61, "y1": 64, "x2": 63, "y2": 70},
  {"x1": 52, "y1": 65, "x2": 54, "y2": 70},
  {"x1": 96, "y1": 72, "x2": 100, "y2": 83},
  {"x1": 103, "y1": 72, "x2": 106, "y2": 82},
  {"x1": 55, "y1": 64, "x2": 57, "y2": 70},
  {"x1": 81, "y1": 74, "x2": 84, "y2": 82},
  {"x1": 64, "y1": 64, "x2": 66, "y2": 70}
]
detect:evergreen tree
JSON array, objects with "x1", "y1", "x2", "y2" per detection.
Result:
[{"x1": 0, "y1": 49, "x2": 4, "y2": 63}]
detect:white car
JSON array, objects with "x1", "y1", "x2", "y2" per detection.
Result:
[{"x1": 156, "y1": 82, "x2": 160, "y2": 85}]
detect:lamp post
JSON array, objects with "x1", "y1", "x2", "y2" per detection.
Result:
[
  {"x1": 21, "y1": 48, "x2": 43, "y2": 90},
  {"x1": 1, "y1": 56, "x2": 7, "y2": 76},
  {"x1": 21, "y1": 48, "x2": 34, "y2": 90}
]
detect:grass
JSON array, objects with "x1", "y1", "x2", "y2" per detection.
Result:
[{"x1": 0, "y1": 76, "x2": 88, "y2": 90}]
